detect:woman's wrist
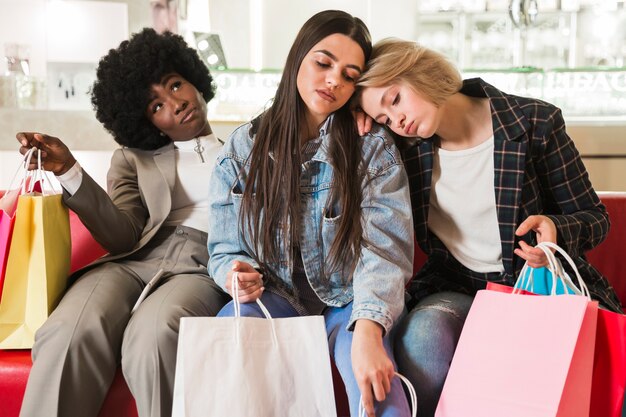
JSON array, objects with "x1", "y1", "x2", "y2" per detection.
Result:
[
  {"x1": 354, "y1": 319, "x2": 384, "y2": 338},
  {"x1": 56, "y1": 155, "x2": 77, "y2": 176}
]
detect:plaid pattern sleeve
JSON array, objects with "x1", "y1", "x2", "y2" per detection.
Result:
[{"x1": 531, "y1": 106, "x2": 609, "y2": 256}]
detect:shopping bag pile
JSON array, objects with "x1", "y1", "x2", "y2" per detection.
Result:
[
  {"x1": 172, "y1": 273, "x2": 338, "y2": 417},
  {"x1": 435, "y1": 241, "x2": 626, "y2": 417},
  {"x1": 0, "y1": 148, "x2": 71, "y2": 349},
  {"x1": 486, "y1": 242, "x2": 626, "y2": 417}
]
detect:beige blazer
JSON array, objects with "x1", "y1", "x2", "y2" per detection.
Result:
[{"x1": 64, "y1": 143, "x2": 179, "y2": 267}]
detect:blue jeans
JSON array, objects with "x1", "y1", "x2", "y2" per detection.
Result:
[
  {"x1": 393, "y1": 291, "x2": 474, "y2": 417},
  {"x1": 218, "y1": 291, "x2": 411, "y2": 417}
]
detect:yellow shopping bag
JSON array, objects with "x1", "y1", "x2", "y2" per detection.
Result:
[{"x1": 0, "y1": 191, "x2": 70, "y2": 349}]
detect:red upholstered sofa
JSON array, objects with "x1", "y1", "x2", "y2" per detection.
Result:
[{"x1": 1, "y1": 192, "x2": 625, "y2": 417}]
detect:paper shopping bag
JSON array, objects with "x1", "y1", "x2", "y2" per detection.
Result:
[
  {"x1": 0, "y1": 188, "x2": 20, "y2": 302},
  {"x1": 590, "y1": 308, "x2": 626, "y2": 417},
  {"x1": 0, "y1": 192, "x2": 71, "y2": 349},
  {"x1": 0, "y1": 151, "x2": 35, "y2": 302},
  {"x1": 491, "y1": 239, "x2": 626, "y2": 417},
  {"x1": 517, "y1": 266, "x2": 575, "y2": 295},
  {"x1": 435, "y1": 290, "x2": 598, "y2": 417},
  {"x1": 487, "y1": 281, "x2": 626, "y2": 417},
  {"x1": 172, "y1": 313, "x2": 338, "y2": 417}
]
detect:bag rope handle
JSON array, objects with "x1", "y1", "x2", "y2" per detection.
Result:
[
  {"x1": 231, "y1": 271, "x2": 278, "y2": 345},
  {"x1": 513, "y1": 242, "x2": 590, "y2": 300},
  {"x1": 2, "y1": 147, "x2": 37, "y2": 196},
  {"x1": 358, "y1": 372, "x2": 417, "y2": 417}
]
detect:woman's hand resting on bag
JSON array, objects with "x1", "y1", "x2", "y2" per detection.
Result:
[
  {"x1": 16, "y1": 132, "x2": 76, "y2": 176},
  {"x1": 226, "y1": 261, "x2": 264, "y2": 303},
  {"x1": 514, "y1": 215, "x2": 558, "y2": 268},
  {"x1": 352, "y1": 319, "x2": 395, "y2": 417}
]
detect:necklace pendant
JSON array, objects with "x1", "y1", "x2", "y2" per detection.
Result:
[{"x1": 194, "y1": 138, "x2": 205, "y2": 163}]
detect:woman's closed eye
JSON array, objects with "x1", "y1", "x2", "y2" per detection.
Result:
[
  {"x1": 343, "y1": 70, "x2": 360, "y2": 83},
  {"x1": 392, "y1": 93, "x2": 400, "y2": 106}
]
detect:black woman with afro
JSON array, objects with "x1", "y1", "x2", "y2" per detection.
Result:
[{"x1": 17, "y1": 28, "x2": 230, "y2": 417}]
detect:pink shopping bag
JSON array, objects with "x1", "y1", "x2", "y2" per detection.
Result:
[
  {"x1": 487, "y1": 279, "x2": 626, "y2": 417},
  {"x1": 0, "y1": 188, "x2": 20, "y2": 302},
  {"x1": 435, "y1": 289, "x2": 598, "y2": 417}
]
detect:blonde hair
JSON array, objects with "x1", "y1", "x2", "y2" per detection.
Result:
[{"x1": 356, "y1": 38, "x2": 462, "y2": 107}]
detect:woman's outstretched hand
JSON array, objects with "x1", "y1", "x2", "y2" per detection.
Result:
[
  {"x1": 352, "y1": 319, "x2": 395, "y2": 417},
  {"x1": 514, "y1": 214, "x2": 558, "y2": 268},
  {"x1": 16, "y1": 132, "x2": 76, "y2": 176},
  {"x1": 225, "y1": 261, "x2": 264, "y2": 303}
]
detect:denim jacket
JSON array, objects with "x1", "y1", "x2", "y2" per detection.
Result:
[{"x1": 207, "y1": 118, "x2": 414, "y2": 333}]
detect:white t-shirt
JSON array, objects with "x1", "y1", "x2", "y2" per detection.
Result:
[
  {"x1": 428, "y1": 136, "x2": 504, "y2": 273},
  {"x1": 163, "y1": 133, "x2": 221, "y2": 232}
]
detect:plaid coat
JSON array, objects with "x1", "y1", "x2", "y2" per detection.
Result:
[{"x1": 402, "y1": 78, "x2": 623, "y2": 313}]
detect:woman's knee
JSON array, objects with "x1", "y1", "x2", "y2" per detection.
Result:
[
  {"x1": 400, "y1": 292, "x2": 472, "y2": 338},
  {"x1": 395, "y1": 292, "x2": 473, "y2": 370}
]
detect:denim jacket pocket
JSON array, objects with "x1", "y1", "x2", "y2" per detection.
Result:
[{"x1": 321, "y1": 211, "x2": 354, "y2": 289}]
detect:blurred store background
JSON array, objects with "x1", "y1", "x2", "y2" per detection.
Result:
[{"x1": 1, "y1": 0, "x2": 625, "y2": 190}]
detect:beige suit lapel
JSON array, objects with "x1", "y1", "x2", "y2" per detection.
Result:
[{"x1": 137, "y1": 144, "x2": 175, "y2": 241}]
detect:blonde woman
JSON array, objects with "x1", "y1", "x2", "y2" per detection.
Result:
[{"x1": 355, "y1": 38, "x2": 622, "y2": 416}]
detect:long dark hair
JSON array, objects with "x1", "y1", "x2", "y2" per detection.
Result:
[{"x1": 242, "y1": 10, "x2": 372, "y2": 281}]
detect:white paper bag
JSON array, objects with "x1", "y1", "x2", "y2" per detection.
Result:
[{"x1": 172, "y1": 275, "x2": 338, "y2": 417}]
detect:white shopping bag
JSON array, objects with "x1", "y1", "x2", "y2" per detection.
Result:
[{"x1": 172, "y1": 274, "x2": 338, "y2": 417}]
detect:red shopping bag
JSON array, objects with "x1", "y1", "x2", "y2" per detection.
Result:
[
  {"x1": 436, "y1": 289, "x2": 598, "y2": 417},
  {"x1": 68, "y1": 210, "x2": 107, "y2": 274},
  {"x1": 590, "y1": 309, "x2": 626, "y2": 417},
  {"x1": 486, "y1": 282, "x2": 626, "y2": 417}
]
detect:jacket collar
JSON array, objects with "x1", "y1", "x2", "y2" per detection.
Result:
[{"x1": 461, "y1": 78, "x2": 530, "y2": 143}]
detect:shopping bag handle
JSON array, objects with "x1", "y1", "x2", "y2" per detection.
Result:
[
  {"x1": 231, "y1": 271, "x2": 273, "y2": 319},
  {"x1": 231, "y1": 271, "x2": 278, "y2": 345},
  {"x1": 358, "y1": 372, "x2": 417, "y2": 417},
  {"x1": 515, "y1": 245, "x2": 577, "y2": 296},
  {"x1": 514, "y1": 242, "x2": 590, "y2": 299},
  {"x1": 6, "y1": 147, "x2": 61, "y2": 196},
  {"x1": 1, "y1": 147, "x2": 36, "y2": 198},
  {"x1": 537, "y1": 241, "x2": 590, "y2": 299},
  {"x1": 29, "y1": 148, "x2": 60, "y2": 196}
]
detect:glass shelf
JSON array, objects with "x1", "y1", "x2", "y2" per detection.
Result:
[
  {"x1": 465, "y1": 67, "x2": 626, "y2": 119},
  {"x1": 2, "y1": 67, "x2": 625, "y2": 122}
]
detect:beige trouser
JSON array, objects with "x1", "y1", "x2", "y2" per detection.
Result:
[{"x1": 19, "y1": 225, "x2": 230, "y2": 417}]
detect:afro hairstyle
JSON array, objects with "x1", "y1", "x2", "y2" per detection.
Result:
[{"x1": 91, "y1": 28, "x2": 216, "y2": 150}]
